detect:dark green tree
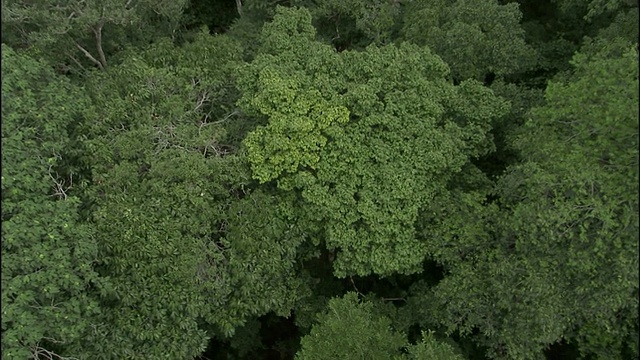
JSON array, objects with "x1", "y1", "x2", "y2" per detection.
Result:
[
  {"x1": 412, "y1": 36, "x2": 639, "y2": 359},
  {"x1": 71, "y1": 28, "x2": 314, "y2": 357},
  {"x1": 1, "y1": 45, "x2": 108, "y2": 360},
  {"x1": 401, "y1": 0, "x2": 538, "y2": 81},
  {"x1": 2, "y1": 0, "x2": 188, "y2": 73},
  {"x1": 291, "y1": 0, "x2": 403, "y2": 49}
]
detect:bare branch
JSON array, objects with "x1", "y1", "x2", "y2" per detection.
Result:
[
  {"x1": 32, "y1": 344, "x2": 79, "y2": 360},
  {"x1": 65, "y1": 52, "x2": 89, "y2": 73},
  {"x1": 349, "y1": 276, "x2": 364, "y2": 297},
  {"x1": 40, "y1": 337, "x2": 66, "y2": 344},
  {"x1": 48, "y1": 166, "x2": 71, "y2": 200},
  {"x1": 236, "y1": 0, "x2": 243, "y2": 16},
  {"x1": 92, "y1": 23, "x2": 107, "y2": 69},
  {"x1": 382, "y1": 297, "x2": 407, "y2": 302},
  {"x1": 73, "y1": 41, "x2": 103, "y2": 70},
  {"x1": 194, "y1": 91, "x2": 210, "y2": 113},
  {"x1": 198, "y1": 110, "x2": 239, "y2": 134}
]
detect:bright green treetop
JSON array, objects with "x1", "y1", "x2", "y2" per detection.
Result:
[
  {"x1": 237, "y1": 6, "x2": 509, "y2": 277},
  {"x1": 296, "y1": 292, "x2": 464, "y2": 360}
]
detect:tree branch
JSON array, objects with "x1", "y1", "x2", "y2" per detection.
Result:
[
  {"x1": 382, "y1": 297, "x2": 407, "y2": 302},
  {"x1": 32, "y1": 344, "x2": 79, "y2": 360},
  {"x1": 194, "y1": 91, "x2": 210, "y2": 113},
  {"x1": 73, "y1": 41, "x2": 103, "y2": 70},
  {"x1": 65, "y1": 52, "x2": 88, "y2": 73},
  {"x1": 92, "y1": 23, "x2": 107, "y2": 69},
  {"x1": 48, "y1": 165, "x2": 71, "y2": 200},
  {"x1": 349, "y1": 276, "x2": 364, "y2": 297}
]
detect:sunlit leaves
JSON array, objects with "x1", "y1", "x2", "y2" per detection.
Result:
[
  {"x1": 296, "y1": 292, "x2": 406, "y2": 360},
  {"x1": 238, "y1": 7, "x2": 508, "y2": 277}
]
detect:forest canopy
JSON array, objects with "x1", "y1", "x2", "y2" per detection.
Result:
[{"x1": 1, "y1": 0, "x2": 638, "y2": 359}]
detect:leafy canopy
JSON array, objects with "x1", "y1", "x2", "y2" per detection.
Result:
[
  {"x1": 238, "y1": 6, "x2": 509, "y2": 277},
  {"x1": 1, "y1": 45, "x2": 107, "y2": 360}
]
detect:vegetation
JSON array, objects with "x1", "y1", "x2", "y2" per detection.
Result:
[{"x1": 2, "y1": 0, "x2": 638, "y2": 359}]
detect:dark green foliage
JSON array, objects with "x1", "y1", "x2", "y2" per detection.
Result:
[
  {"x1": 401, "y1": 0, "x2": 538, "y2": 81},
  {"x1": 71, "y1": 26, "x2": 313, "y2": 357},
  {"x1": 2, "y1": 1, "x2": 638, "y2": 359},
  {"x1": 291, "y1": 0, "x2": 403, "y2": 49},
  {"x1": 183, "y1": 0, "x2": 240, "y2": 33},
  {"x1": 223, "y1": 190, "x2": 311, "y2": 320},
  {"x1": 418, "y1": 37, "x2": 639, "y2": 359},
  {"x1": 1, "y1": 45, "x2": 107, "y2": 359},
  {"x1": 2, "y1": 0, "x2": 188, "y2": 72}
]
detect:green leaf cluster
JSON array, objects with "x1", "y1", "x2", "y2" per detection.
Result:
[{"x1": 239, "y1": 7, "x2": 508, "y2": 277}]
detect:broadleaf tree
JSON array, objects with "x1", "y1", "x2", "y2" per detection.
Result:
[
  {"x1": 413, "y1": 35, "x2": 639, "y2": 359},
  {"x1": 237, "y1": 6, "x2": 509, "y2": 277},
  {"x1": 1, "y1": 45, "x2": 108, "y2": 360}
]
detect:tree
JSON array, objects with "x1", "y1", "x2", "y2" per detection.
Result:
[
  {"x1": 1, "y1": 45, "x2": 108, "y2": 360},
  {"x1": 1, "y1": 0, "x2": 188, "y2": 72},
  {"x1": 414, "y1": 36, "x2": 639, "y2": 359},
  {"x1": 296, "y1": 292, "x2": 464, "y2": 360},
  {"x1": 401, "y1": 0, "x2": 538, "y2": 81},
  {"x1": 291, "y1": 0, "x2": 403, "y2": 49},
  {"x1": 406, "y1": 331, "x2": 466, "y2": 360},
  {"x1": 237, "y1": 6, "x2": 509, "y2": 277},
  {"x1": 67, "y1": 29, "x2": 316, "y2": 356},
  {"x1": 296, "y1": 292, "x2": 406, "y2": 359}
]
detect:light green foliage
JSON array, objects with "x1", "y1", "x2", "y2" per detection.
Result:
[
  {"x1": 422, "y1": 39, "x2": 639, "y2": 359},
  {"x1": 296, "y1": 292, "x2": 406, "y2": 359},
  {"x1": 296, "y1": 293, "x2": 464, "y2": 360},
  {"x1": 239, "y1": 35, "x2": 350, "y2": 181},
  {"x1": 406, "y1": 331, "x2": 466, "y2": 360},
  {"x1": 238, "y1": 6, "x2": 509, "y2": 277},
  {"x1": 401, "y1": 0, "x2": 537, "y2": 80},
  {"x1": 1, "y1": 45, "x2": 107, "y2": 359},
  {"x1": 1, "y1": 0, "x2": 188, "y2": 71}
]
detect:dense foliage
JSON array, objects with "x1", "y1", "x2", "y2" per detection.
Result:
[{"x1": 2, "y1": 0, "x2": 638, "y2": 359}]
